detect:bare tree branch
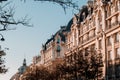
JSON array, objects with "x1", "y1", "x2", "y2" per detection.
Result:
[
  {"x1": 35, "y1": 0, "x2": 78, "y2": 11},
  {"x1": 21, "y1": 0, "x2": 78, "y2": 13},
  {"x1": 0, "y1": 2, "x2": 32, "y2": 31}
]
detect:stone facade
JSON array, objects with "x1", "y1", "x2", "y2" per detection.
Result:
[
  {"x1": 65, "y1": 0, "x2": 120, "y2": 80},
  {"x1": 40, "y1": 26, "x2": 69, "y2": 69},
  {"x1": 38, "y1": 0, "x2": 120, "y2": 79}
]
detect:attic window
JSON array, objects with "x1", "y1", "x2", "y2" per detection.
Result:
[
  {"x1": 82, "y1": 12, "x2": 86, "y2": 20},
  {"x1": 57, "y1": 38, "x2": 60, "y2": 44}
]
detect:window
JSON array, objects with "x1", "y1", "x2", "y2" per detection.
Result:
[
  {"x1": 108, "y1": 36, "x2": 112, "y2": 46},
  {"x1": 91, "y1": 44, "x2": 95, "y2": 50},
  {"x1": 98, "y1": 11, "x2": 102, "y2": 31},
  {"x1": 85, "y1": 47, "x2": 89, "y2": 56},
  {"x1": 57, "y1": 38, "x2": 60, "y2": 43},
  {"x1": 115, "y1": 48, "x2": 120, "y2": 58},
  {"x1": 82, "y1": 12, "x2": 86, "y2": 20},
  {"x1": 56, "y1": 45, "x2": 61, "y2": 52},
  {"x1": 108, "y1": 50, "x2": 112, "y2": 60},
  {"x1": 115, "y1": 33, "x2": 119, "y2": 42},
  {"x1": 99, "y1": 40, "x2": 102, "y2": 49}
]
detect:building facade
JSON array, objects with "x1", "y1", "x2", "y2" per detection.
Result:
[
  {"x1": 65, "y1": 0, "x2": 120, "y2": 80},
  {"x1": 32, "y1": 55, "x2": 41, "y2": 66},
  {"x1": 40, "y1": 26, "x2": 71, "y2": 69},
  {"x1": 33, "y1": 0, "x2": 120, "y2": 79}
]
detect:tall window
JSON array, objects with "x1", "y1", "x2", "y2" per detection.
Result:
[
  {"x1": 108, "y1": 36, "x2": 112, "y2": 46},
  {"x1": 99, "y1": 40, "x2": 102, "y2": 49},
  {"x1": 98, "y1": 11, "x2": 102, "y2": 31},
  {"x1": 108, "y1": 50, "x2": 112, "y2": 60},
  {"x1": 56, "y1": 45, "x2": 61, "y2": 57},
  {"x1": 57, "y1": 38, "x2": 60, "y2": 44},
  {"x1": 115, "y1": 33, "x2": 119, "y2": 42},
  {"x1": 56, "y1": 45, "x2": 61, "y2": 52},
  {"x1": 91, "y1": 44, "x2": 95, "y2": 51},
  {"x1": 115, "y1": 48, "x2": 120, "y2": 58}
]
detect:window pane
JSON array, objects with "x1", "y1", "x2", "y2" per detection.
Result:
[
  {"x1": 108, "y1": 36, "x2": 112, "y2": 45},
  {"x1": 57, "y1": 38, "x2": 60, "y2": 43},
  {"x1": 56, "y1": 45, "x2": 61, "y2": 52},
  {"x1": 116, "y1": 48, "x2": 120, "y2": 58},
  {"x1": 108, "y1": 50, "x2": 112, "y2": 60},
  {"x1": 99, "y1": 40, "x2": 102, "y2": 49},
  {"x1": 115, "y1": 33, "x2": 119, "y2": 42}
]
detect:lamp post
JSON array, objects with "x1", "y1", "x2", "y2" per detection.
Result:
[
  {"x1": 0, "y1": 34, "x2": 5, "y2": 41},
  {"x1": 0, "y1": 0, "x2": 7, "y2": 2}
]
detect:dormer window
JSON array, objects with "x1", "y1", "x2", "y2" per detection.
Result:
[
  {"x1": 89, "y1": 8, "x2": 93, "y2": 15},
  {"x1": 82, "y1": 12, "x2": 86, "y2": 20},
  {"x1": 57, "y1": 38, "x2": 60, "y2": 44}
]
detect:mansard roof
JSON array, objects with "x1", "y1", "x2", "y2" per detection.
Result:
[
  {"x1": 74, "y1": 0, "x2": 94, "y2": 23},
  {"x1": 66, "y1": 18, "x2": 73, "y2": 31},
  {"x1": 79, "y1": 5, "x2": 89, "y2": 22},
  {"x1": 45, "y1": 36, "x2": 54, "y2": 45},
  {"x1": 42, "y1": 3, "x2": 95, "y2": 51},
  {"x1": 42, "y1": 18, "x2": 73, "y2": 50},
  {"x1": 44, "y1": 27, "x2": 66, "y2": 47}
]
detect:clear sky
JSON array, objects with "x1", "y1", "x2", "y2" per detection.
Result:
[{"x1": 0, "y1": 0, "x2": 87, "y2": 80}]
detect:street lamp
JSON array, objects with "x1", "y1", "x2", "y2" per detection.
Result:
[
  {"x1": 0, "y1": 34, "x2": 5, "y2": 41},
  {"x1": 0, "y1": 0, "x2": 7, "y2": 2},
  {"x1": 0, "y1": 0, "x2": 7, "y2": 3}
]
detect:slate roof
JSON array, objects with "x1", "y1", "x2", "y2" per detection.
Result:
[
  {"x1": 43, "y1": 5, "x2": 93, "y2": 50},
  {"x1": 79, "y1": 5, "x2": 89, "y2": 22},
  {"x1": 43, "y1": 18, "x2": 73, "y2": 50},
  {"x1": 66, "y1": 18, "x2": 73, "y2": 31}
]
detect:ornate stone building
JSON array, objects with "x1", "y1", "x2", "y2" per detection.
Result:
[
  {"x1": 40, "y1": 25, "x2": 72, "y2": 69},
  {"x1": 34, "y1": 0, "x2": 120, "y2": 79},
  {"x1": 65, "y1": 0, "x2": 120, "y2": 80}
]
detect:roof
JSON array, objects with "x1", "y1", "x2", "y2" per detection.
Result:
[
  {"x1": 79, "y1": 5, "x2": 89, "y2": 22},
  {"x1": 66, "y1": 18, "x2": 73, "y2": 31},
  {"x1": 42, "y1": 18, "x2": 73, "y2": 51}
]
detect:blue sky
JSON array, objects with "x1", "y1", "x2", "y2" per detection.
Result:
[{"x1": 0, "y1": 0, "x2": 87, "y2": 80}]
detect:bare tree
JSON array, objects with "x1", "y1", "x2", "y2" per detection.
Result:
[
  {"x1": 0, "y1": 2, "x2": 32, "y2": 31},
  {"x1": 0, "y1": 1, "x2": 32, "y2": 74},
  {"x1": 21, "y1": 0, "x2": 79, "y2": 13}
]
